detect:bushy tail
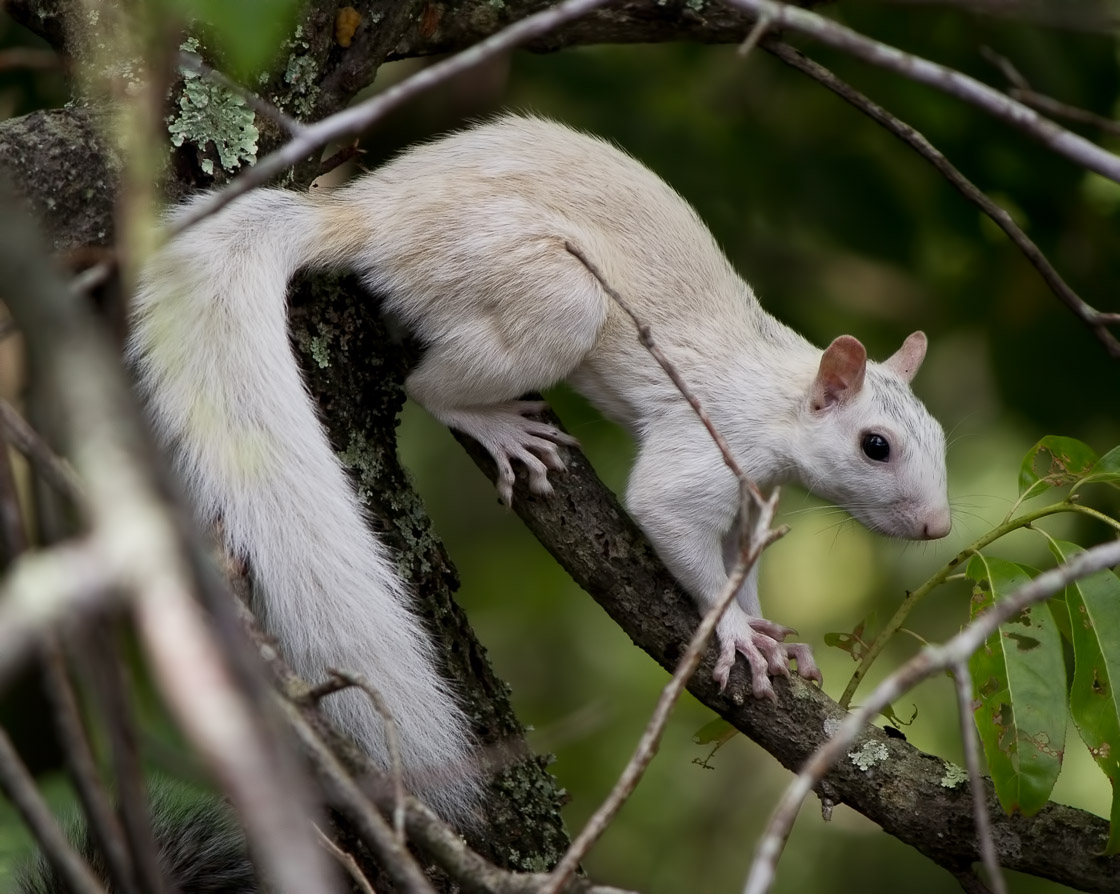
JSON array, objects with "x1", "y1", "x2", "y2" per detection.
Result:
[
  {"x1": 20, "y1": 789, "x2": 256, "y2": 894},
  {"x1": 127, "y1": 190, "x2": 480, "y2": 820}
]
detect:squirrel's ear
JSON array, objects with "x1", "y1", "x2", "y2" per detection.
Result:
[
  {"x1": 811, "y1": 335, "x2": 867, "y2": 412},
  {"x1": 882, "y1": 331, "x2": 928, "y2": 383}
]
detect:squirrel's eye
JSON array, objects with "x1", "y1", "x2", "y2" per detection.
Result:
[{"x1": 862, "y1": 433, "x2": 890, "y2": 462}]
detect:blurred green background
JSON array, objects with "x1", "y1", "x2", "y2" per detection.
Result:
[{"x1": 2, "y1": 1, "x2": 1120, "y2": 891}]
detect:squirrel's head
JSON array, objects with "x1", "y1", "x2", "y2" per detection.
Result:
[{"x1": 795, "y1": 332, "x2": 950, "y2": 541}]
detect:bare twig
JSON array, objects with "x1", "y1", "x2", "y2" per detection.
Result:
[
  {"x1": 952, "y1": 659, "x2": 1006, "y2": 894},
  {"x1": 42, "y1": 638, "x2": 139, "y2": 894},
  {"x1": 0, "y1": 420, "x2": 26, "y2": 562},
  {"x1": 168, "y1": 0, "x2": 612, "y2": 239},
  {"x1": 982, "y1": 47, "x2": 1120, "y2": 137},
  {"x1": 78, "y1": 625, "x2": 169, "y2": 894},
  {"x1": 324, "y1": 670, "x2": 407, "y2": 844},
  {"x1": 564, "y1": 241, "x2": 757, "y2": 490},
  {"x1": 544, "y1": 486, "x2": 786, "y2": 894},
  {"x1": 0, "y1": 726, "x2": 107, "y2": 894},
  {"x1": 764, "y1": 40, "x2": 1120, "y2": 357},
  {"x1": 0, "y1": 180, "x2": 339, "y2": 894},
  {"x1": 726, "y1": 0, "x2": 1120, "y2": 184},
  {"x1": 0, "y1": 399, "x2": 86, "y2": 504},
  {"x1": 316, "y1": 826, "x2": 378, "y2": 894},
  {"x1": 1010, "y1": 89, "x2": 1120, "y2": 136},
  {"x1": 0, "y1": 538, "x2": 116, "y2": 687},
  {"x1": 742, "y1": 536, "x2": 1120, "y2": 894},
  {"x1": 69, "y1": 261, "x2": 117, "y2": 298},
  {"x1": 280, "y1": 697, "x2": 437, "y2": 894},
  {"x1": 546, "y1": 243, "x2": 791, "y2": 893},
  {"x1": 737, "y1": 11, "x2": 772, "y2": 57},
  {"x1": 240, "y1": 568, "x2": 639, "y2": 894}
]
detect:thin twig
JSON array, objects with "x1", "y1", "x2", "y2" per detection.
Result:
[
  {"x1": 0, "y1": 399, "x2": 86, "y2": 504},
  {"x1": 42, "y1": 638, "x2": 139, "y2": 894},
  {"x1": 544, "y1": 487, "x2": 786, "y2": 894},
  {"x1": 0, "y1": 538, "x2": 116, "y2": 688},
  {"x1": 78, "y1": 625, "x2": 169, "y2": 894},
  {"x1": 1015, "y1": 90, "x2": 1120, "y2": 137},
  {"x1": 316, "y1": 825, "x2": 378, "y2": 894},
  {"x1": 69, "y1": 261, "x2": 117, "y2": 298},
  {"x1": 742, "y1": 537, "x2": 1120, "y2": 894},
  {"x1": 0, "y1": 726, "x2": 107, "y2": 894},
  {"x1": 0, "y1": 178, "x2": 339, "y2": 894},
  {"x1": 737, "y1": 11, "x2": 772, "y2": 57},
  {"x1": 981, "y1": 47, "x2": 1120, "y2": 137},
  {"x1": 168, "y1": 0, "x2": 611, "y2": 239},
  {"x1": 564, "y1": 241, "x2": 757, "y2": 491},
  {"x1": 726, "y1": 0, "x2": 1120, "y2": 184},
  {"x1": 325, "y1": 670, "x2": 407, "y2": 844},
  {"x1": 763, "y1": 40, "x2": 1120, "y2": 357},
  {"x1": 548, "y1": 242, "x2": 791, "y2": 892},
  {"x1": 0, "y1": 418, "x2": 27, "y2": 562},
  {"x1": 280, "y1": 697, "x2": 437, "y2": 894},
  {"x1": 951, "y1": 659, "x2": 1007, "y2": 894}
]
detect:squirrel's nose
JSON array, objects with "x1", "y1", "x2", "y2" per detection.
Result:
[{"x1": 922, "y1": 509, "x2": 952, "y2": 540}]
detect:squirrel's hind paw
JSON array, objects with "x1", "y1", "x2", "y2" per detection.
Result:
[{"x1": 442, "y1": 401, "x2": 577, "y2": 505}]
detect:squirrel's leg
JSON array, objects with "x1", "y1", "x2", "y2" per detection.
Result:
[
  {"x1": 405, "y1": 277, "x2": 604, "y2": 505},
  {"x1": 627, "y1": 441, "x2": 820, "y2": 700}
]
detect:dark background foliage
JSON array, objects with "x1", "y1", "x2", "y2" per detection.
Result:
[{"x1": 1, "y1": 2, "x2": 1118, "y2": 891}]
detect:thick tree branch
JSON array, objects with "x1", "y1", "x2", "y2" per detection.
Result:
[{"x1": 458, "y1": 428, "x2": 1120, "y2": 894}]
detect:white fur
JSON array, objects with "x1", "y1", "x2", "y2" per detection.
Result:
[
  {"x1": 129, "y1": 114, "x2": 951, "y2": 800},
  {"x1": 128, "y1": 191, "x2": 480, "y2": 820}
]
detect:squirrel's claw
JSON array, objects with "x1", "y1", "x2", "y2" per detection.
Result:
[
  {"x1": 714, "y1": 609, "x2": 821, "y2": 700},
  {"x1": 439, "y1": 401, "x2": 578, "y2": 505}
]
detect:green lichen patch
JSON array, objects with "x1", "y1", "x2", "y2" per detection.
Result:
[
  {"x1": 168, "y1": 41, "x2": 259, "y2": 175},
  {"x1": 848, "y1": 740, "x2": 889, "y2": 771},
  {"x1": 940, "y1": 762, "x2": 968, "y2": 789},
  {"x1": 282, "y1": 52, "x2": 321, "y2": 120}
]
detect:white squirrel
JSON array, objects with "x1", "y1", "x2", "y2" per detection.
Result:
[{"x1": 126, "y1": 114, "x2": 951, "y2": 823}]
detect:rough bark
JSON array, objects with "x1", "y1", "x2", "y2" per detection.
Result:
[
  {"x1": 0, "y1": 107, "x2": 115, "y2": 253},
  {"x1": 288, "y1": 274, "x2": 571, "y2": 872}
]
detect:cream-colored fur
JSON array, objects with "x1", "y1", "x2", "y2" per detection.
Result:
[{"x1": 128, "y1": 115, "x2": 950, "y2": 815}]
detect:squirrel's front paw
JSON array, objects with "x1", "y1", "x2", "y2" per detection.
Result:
[{"x1": 713, "y1": 610, "x2": 821, "y2": 702}]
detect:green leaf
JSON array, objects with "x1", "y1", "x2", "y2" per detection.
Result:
[
  {"x1": 162, "y1": 0, "x2": 303, "y2": 78},
  {"x1": 1077, "y1": 445, "x2": 1120, "y2": 492},
  {"x1": 967, "y1": 555, "x2": 1067, "y2": 816},
  {"x1": 825, "y1": 612, "x2": 876, "y2": 661},
  {"x1": 691, "y1": 719, "x2": 738, "y2": 769},
  {"x1": 1047, "y1": 540, "x2": 1120, "y2": 854},
  {"x1": 879, "y1": 702, "x2": 918, "y2": 728},
  {"x1": 1017, "y1": 436, "x2": 1099, "y2": 501},
  {"x1": 692, "y1": 718, "x2": 736, "y2": 746}
]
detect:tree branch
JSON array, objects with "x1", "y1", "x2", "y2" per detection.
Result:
[
  {"x1": 727, "y1": 0, "x2": 1120, "y2": 184},
  {"x1": 762, "y1": 39, "x2": 1120, "y2": 357},
  {"x1": 457, "y1": 427, "x2": 1120, "y2": 893}
]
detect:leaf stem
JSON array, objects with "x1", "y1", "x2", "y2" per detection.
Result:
[
  {"x1": 1066, "y1": 502, "x2": 1120, "y2": 534},
  {"x1": 838, "y1": 500, "x2": 1081, "y2": 708}
]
